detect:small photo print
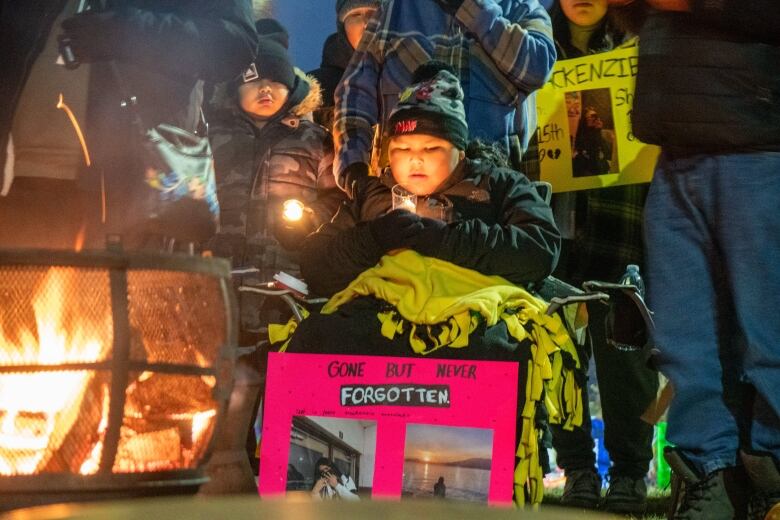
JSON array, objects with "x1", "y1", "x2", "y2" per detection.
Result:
[
  {"x1": 287, "y1": 416, "x2": 376, "y2": 501},
  {"x1": 565, "y1": 87, "x2": 620, "y2": 177},
  {"x1": 402, "y1": 424, "x2": 493, "y2": 503}
]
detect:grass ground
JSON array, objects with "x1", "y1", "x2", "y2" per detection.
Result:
[{"x1": 542, "y1": 485, "x2": 670, "y2": 519}]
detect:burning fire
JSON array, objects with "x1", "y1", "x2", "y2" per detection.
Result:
[
  {"x1": 0, "y1": 268, "x2": 110, "y2": 475},
  {"x1": 0, "y1": 267, "x2": 220, "y2": 476}
]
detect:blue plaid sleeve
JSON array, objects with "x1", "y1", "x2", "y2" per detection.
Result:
[
  {"x1": 455, "y1": 0, "x2": 556, "y2": 92},
  {"x1": 332, "y1": 7, "x2": 386, "y2": 183}
]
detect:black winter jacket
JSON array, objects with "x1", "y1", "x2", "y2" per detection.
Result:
[
  {"x1": 300, "y1": 159, "x2": 561, "y2": 297},
  {"x1": 0, "y1": 0, "x2": 258, "y2": 243},
  {"x1": 308, "y1": 31, "x2": 354, "y2": 130},
  {"x1": 632, "y1": 5, "x2": 780, "y2": 154}
]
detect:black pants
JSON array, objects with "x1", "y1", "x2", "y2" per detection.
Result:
[{"x1": 550, "y1": 301, "x2": 659, "y2": 479}]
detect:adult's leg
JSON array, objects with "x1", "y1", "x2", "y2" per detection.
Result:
[
  {"x1": 714, "y1": 152, "x2": 780, "y2": 463},
  {"x1": 591, "y1": 300, "x2": 658, "y2": 480},
  {"x1": 644, "y1": 153, "x2": 741, "y2": 475},
  {"x1": 550, "y1": 388, "x2": 596, "y2": 474}
]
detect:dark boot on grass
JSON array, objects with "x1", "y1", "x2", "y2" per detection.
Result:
[
  {"x1": 561, "y1": 469, "x2": 601, "y2": 509},
  {"x1": 604, "y1": 474, "x2": 647, "y2": 515},
  {"x1": 740, "y1": 450, "x2": 780, "y2": 520},
  {"x1": 665, "y1": 447, "x2": 748, "y2": 520}
]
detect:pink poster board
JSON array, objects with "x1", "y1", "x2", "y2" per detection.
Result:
[{"x1": 259, "y1": 352, "x2": 519, "y2": 504}]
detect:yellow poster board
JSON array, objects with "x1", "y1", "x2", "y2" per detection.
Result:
[{"x1": 535, "y1": 44, "x2": 660, "y2": 192}]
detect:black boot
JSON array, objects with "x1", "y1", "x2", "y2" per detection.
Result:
[
  {"x1": 604, "y1": 474, "x2": 647, "y2": 515},
  {"x1": 560, "y1": 469, "x2": 601, "y2": 509},
  {"x1": 665, "y1": 447, "x2": 748, "y2": 520},
  {"x1": 740, "y1": 450, "x2": 780, "y2": 520}
]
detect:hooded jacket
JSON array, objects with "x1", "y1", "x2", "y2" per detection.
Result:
[
  {"x1": 207, "y1": 71, "x2": 343, "y2": 280},
  {"x1": 300, "y1": 158, "x2": 561, "y2": 297},
  {"x1": 0, "y1": 0, "x2": 258, "y2": 245}
]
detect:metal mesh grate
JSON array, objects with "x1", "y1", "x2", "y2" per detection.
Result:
[
  {"x1": 114, "y1": 372, "x2": 219, "y2": 473},
  {"x1": 127, "y1": 271, "x2": 226, "y2": 367},
  {"x1": 0, "y1": 253, "x2": 234, "y2": 492},
  {"x1": 0, "y1": 267, "x2": 113, "y2": 365},
  {"x1": 0, "y1": 370, "x2": 109, "y2": 476}
]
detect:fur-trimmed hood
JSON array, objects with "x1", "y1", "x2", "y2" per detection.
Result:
[
  {"x1": 289, "y1": 69, "x2": 323, "y2": 118},
  {"x1": 209, "y1": 68, "x2": 323, "y2": 127}
]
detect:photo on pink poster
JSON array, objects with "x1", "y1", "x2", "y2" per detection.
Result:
[
  {"x1": 286, "y1": 416, "x2": 375, "y2": 500},
  {"x1": 402, "y1": 424, "x2": 493, "y2": 503},
  {"x1": 259, "y1": 352, "x2": 519, "y2": 504}
]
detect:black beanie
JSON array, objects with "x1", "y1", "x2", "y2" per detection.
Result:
[
  {"x1": 242, "y1": 20, "x2": 295, "y2": 90},
  {"x1": 255, "y1": 18, "x2": 290, "y2": 50},
  {"x1": 386, "y1": 63, "x2": 469, "y2": 151}
]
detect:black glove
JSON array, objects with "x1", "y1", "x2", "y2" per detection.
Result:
[
  {"x1": 60, "y1": 11, "x2": 119, "y2": 64},
  {"x1": 411, "y1": 216, "x2": 449, "y2": 256},
  {"x1": 432, "y1": 0, "x2": 466, "y2": 15},
  {"x1": 340, "y1": 162, "x2": 370, "y2": 200},
  {"x1": 272, "y1": 212, "x2": 316, "y2": 251},
  {"x1": 368, "y1": 209, "x2": 424, "y2": 253}
]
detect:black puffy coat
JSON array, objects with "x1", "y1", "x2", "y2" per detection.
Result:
[{"x1": 300, "y1": 158, "x2": 561, "y2": 297}]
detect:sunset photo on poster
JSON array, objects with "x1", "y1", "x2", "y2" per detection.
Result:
[{"x1": 402, "y1": 424, "x2": 493, "y2": 503}]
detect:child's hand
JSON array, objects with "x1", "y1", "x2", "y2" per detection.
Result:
[
  {"x1": 369, "y1": 209, "x2": 424, "y2": 253},
  {"x1": 411, "y1": 217, "x2": 449, "y2": 256}
]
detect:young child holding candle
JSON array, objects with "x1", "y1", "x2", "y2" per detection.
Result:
[{"x1": 299, "y1": 62, "x2": 561, "y2": 297}]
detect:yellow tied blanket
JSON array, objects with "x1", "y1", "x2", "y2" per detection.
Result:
[{"x1": 271, "y1": 250, "x2": 583, "y2": 506}]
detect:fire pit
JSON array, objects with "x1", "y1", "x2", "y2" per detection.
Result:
[{"x1": 0, "y1": 247, "x2": 236, "y2": 510}]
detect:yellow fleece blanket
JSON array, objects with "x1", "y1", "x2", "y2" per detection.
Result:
[{"x1": 271, "y1": 250, "x2": 583, "y2": 506}]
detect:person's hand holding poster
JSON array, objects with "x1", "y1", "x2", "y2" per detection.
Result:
[{"x1": 535, "y1": 44, "x2": 660, "y2": 192}]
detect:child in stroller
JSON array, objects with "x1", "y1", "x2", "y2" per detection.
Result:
[{"x1": 275, "y1": 63, "x2": 585, "y2": 506}]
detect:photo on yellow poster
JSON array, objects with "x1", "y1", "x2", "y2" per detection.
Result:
[{"x1": 535, "y1": 44, "x2": 660, "y2": 193}]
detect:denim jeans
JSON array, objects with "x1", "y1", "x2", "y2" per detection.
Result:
[{"x1": 644, "y1": 151, "x2": 780, "y2": 475}]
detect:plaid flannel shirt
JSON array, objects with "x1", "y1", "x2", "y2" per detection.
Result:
[{"x1": 333, "y1": 0, "x2": 555, "y2": 181}]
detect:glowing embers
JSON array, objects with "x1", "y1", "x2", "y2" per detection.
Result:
[
  {"x1": 0, "y1": 266, "x2": 221, "y2": 477},
  {"x1": 0, "y1": 267, "x2": 111, "y2": 476},
  {"x1": 114, "y1": 372, "x2": 218, "y2": 473}
]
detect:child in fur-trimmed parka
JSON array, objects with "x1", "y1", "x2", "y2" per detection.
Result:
[{"x1": 207, "y1": 21, "x2": 343, "y2": 335}]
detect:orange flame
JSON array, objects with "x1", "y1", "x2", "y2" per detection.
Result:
[
  {"x1": 0, "y1": 268, "x2": 220, "y2": 476},
  {"x1": 73, "y1": 222, "x2": 86, "y2": 253},
  {"x1": 0, "y1": 268, "x2": 109, "y2": 475},
  {"x1": 78, "y1": 387, "x2": 110, "y2": 475}
]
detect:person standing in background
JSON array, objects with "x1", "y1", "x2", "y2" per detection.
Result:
[
  {"x1": 332, "y1": 0, "x2": 556, "y2": 199},
  {"x1": 434, "y1": 476, "x2": 447, "y2": 498},
  {"x1": 544, "y1": 1, "x2": 657, "y2": 514},
  {"x1": 609, "y1": 0, "x2": 780, "y2": 518},
  {"x1": 309, "y1": 0, "x2": 381, "y2": 131},
  {"x1": 0, "y1": 1, "x2": 257, "y2": 250}
]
